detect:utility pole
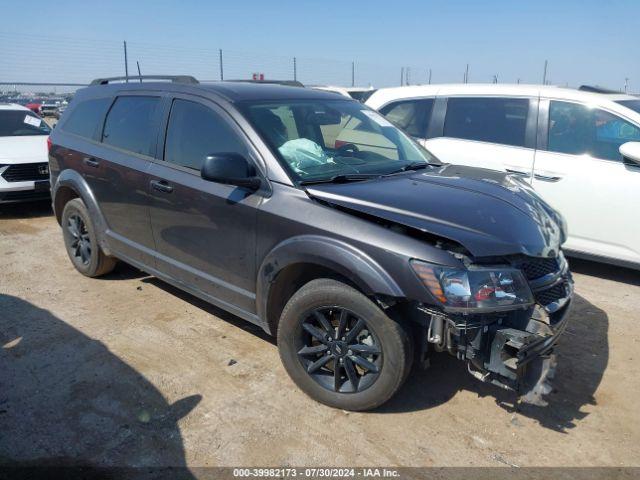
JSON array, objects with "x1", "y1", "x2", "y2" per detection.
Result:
[
  {"x1": 542, "y1": 60, "x2": 548, "y2": 85},
  {"x1": 406, "y1": 67, "x2": 410, "y2": 86},
  {"x1": 492, "y1": 74, "x2": 498, "y2": 84},
  {"x1": 123, "y1": 41, "x2": 129, "y2": 82},
  {"x1": 351, "y1": 61, "x2": 355, "y2": 87},
  {"x1": 136, "y1": 61, "x2": 142, "y2": 83},
  {"x1": 464, "y1": 63, "x2": 469, "y2": 84},
  {"x1": 517, "y1": 78, "x2": 520, "y2": 84},
  {"x1": 219, "y1": 49, "x2": 224, "y2": 81},
  {"x1": 428, "y1": 68, "x2": 432, "y2": 85},
  {"x1": 625, "y1": 77, "x2": 629, "y2": 93},
  {"x1": 401, "y1": 67, "x2": 404, "y2": 86},
  {"x1": 293, "y1": 57, "x2": 297, "y2": 82}
]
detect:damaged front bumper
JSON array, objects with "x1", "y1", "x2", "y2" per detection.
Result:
[{"x1": 418, "y1": 274, "x2": 573, "y2": 406}]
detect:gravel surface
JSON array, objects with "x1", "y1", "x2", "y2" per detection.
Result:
[{"x1": 1, "y1": 201, "x2": 639, "y2": 468}]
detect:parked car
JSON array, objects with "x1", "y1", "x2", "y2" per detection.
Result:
[
  {"x1": 40, "y1": 101, "x2": 61, "y2": 117},
  {"x1": 54, "y1": 102, "x2": 68, "y2": 119},
  {"x1": 0, "y1": 103, "x2": 51, "y2": 203},
  {"x1": 363, "y1": 84, "x2": 640, "y2": 270},
  {"x1": 312, "y1": 86, "x2": 377, "y2": 103},
  {"x1": 25, "y1": 102, "x2": 42, "y2": 116},
  {"x1": 49, "y1": 76, "x2": 573, "y2": 410}
]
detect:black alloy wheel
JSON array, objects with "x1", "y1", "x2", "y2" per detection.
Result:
[
  {"x1": 297, "y1": 307, "x2": 382, "y2": 394},
  {"x1": 67, "y1": 213, "x2": 92, "y2": 265}
]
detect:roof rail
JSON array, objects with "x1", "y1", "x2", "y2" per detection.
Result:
[
  {"x1": 223, "y1": 79, "x2": 305, "y2": 87},
  {"x1": 89, "y1": 75, "x2": 199, "y2": 86},
  {"x1": 578, "y1": 85, "x2": 620, "y2": 94}
]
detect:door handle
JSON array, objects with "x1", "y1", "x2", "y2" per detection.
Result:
[
  {"x1": 150, "y1": 179, "x2": 174, "y2": 193},
  {"x1": 83, "y1": 157, "x2": 99, "y2": 168},
  {"x1": 534, "y1": 172, "x2": 562, "y2": 182},
  {"x1": 505, "y1": 168, "x2": 529, "y2": 177}
]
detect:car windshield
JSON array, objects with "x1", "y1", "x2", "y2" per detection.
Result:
[
  {"x1": 617, "y1": 100, "x2": 640, "y2": 115},
  {"x1": 240, "y1": 99, "x2": 439, "y2": 183},
  {"x1": 0, "y1": 110, "x2": 51, "y2": 137}
]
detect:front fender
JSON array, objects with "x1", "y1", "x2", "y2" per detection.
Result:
[
  {"x1": 53, "y1": 169, "x2": 110, "y2": 254},
  {"x1": 256, "y1": 235, "x2": 404, "y2": 323}
]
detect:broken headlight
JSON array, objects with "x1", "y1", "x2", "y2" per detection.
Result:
[{"x1": 411, "y1": 260, "x2": 534, "y2": 312}]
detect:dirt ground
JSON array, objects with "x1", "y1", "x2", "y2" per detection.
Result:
[{"x1": 1, "y1": 200, "x2": 639, "y2": 469}]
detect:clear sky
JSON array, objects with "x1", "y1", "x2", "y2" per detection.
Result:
[{"x1": 1, "y1": 0, "x2": 638, "y2": 91}]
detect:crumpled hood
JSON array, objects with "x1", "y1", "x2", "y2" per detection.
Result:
[
  {"x1": 306, "y1": 164, "x2": 566, "y2": 258},
  {"x1": 0, "y1": 136, "x2": 49, "y2": 163}
]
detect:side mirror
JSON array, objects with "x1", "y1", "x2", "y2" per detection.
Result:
[
  {"x1": 619, "y1": 142, "x2": 640, "y2": 166},
  {"x1": 201, "y1": 153, "x2": 261, "y2": 191}
]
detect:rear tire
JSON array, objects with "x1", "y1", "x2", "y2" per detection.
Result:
[
  {"x1": 277, "y1": 278, "x2": 412, "y2": 411},
  {"x1": 61, "y1": 198, "x2": 116, "y2": 277}
]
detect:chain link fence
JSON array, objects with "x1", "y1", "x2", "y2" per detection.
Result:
[
  {"x1": 0, "y1": 32, "x2": 440, "y2": 93},
  {"x1": 0, "y1": 32, "x2": 635, "y2": 95}
]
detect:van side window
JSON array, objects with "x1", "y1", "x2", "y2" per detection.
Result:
[
  {"x1": 102, "y1": 96, "x2": 161, "y2": 156},
  {"x1": 443, "y1": 97, "x2": 529, "y2": 147},
  {"x1": 164, "y1": 99, "x2": 247, "y2": 171},
  {"x1": 62, "y1": 97, "x2": 112, "y2": 140},
  {"x1": 379, "y1": 99, "x2": 434, "y2": 138},
  {"x1": 548, "y1": 101, "x2": 640, "y2": 161}
]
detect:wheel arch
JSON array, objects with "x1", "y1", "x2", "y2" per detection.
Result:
[
  {"x1": 257, "y1": 235, "x2": 404, "y2": 336},
  {"x1": 52, "y1": 170, "x2": 110, "y2": 253}
]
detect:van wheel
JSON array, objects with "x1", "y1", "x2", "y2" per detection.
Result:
[
  {"x1": 61, "y1": 198, "x2": 116, "y2": 277},
  {"x1": 277, "y1": 279, "x2": 412, "y2": 411}
]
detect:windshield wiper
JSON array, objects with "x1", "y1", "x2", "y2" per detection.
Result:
[
  {"x1": 299, "y1": 173, "x2": 382, "y2": 186},
  {"x1": 397, "y1": 161, "x2": 429, "y2": 172}
]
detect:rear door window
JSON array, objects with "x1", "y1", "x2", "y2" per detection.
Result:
[
  {"x1": 164, "y1": 99, "x2": 248, "y2": 171},
  {"x1": 379, "y1": 99, "x2": 434, "y2": 138},
  {"x1": 443, "y1": 97, "x2": 529, "y2": 147},
  {"x1": 102, "y1": 96, "x2": 161, "y2": 156},
  {"x1": 62, "y1": 97, "x2": 111, "y2": 139}
]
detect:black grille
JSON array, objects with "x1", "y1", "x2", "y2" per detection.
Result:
[
  {"x1": 0, "y1": 190, "x2": 50, "y2": 202},
  {"x1": 520, "y1": 257, "x2": 559, "y2": 280},
  {"x1": 2, "y1": 163, "x2": 49, "y2": 182},
  {"x1": 535, "y1": 282, "x2": 568, "y2": 306}
]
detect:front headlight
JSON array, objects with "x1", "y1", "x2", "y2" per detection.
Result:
[{"x1": 411, "y1": 260, "x2": 534, "y2": 311}]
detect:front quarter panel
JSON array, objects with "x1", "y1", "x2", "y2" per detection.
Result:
[{"x1": 255, "y1": 183, "x2": 463, "y2": 323}]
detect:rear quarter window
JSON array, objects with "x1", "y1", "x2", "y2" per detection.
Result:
[
  {"x1": 102, "y1": 96, "x2": 161, "y2": 156},
  {"x1": 61, "y1": 97, "x2": 112, "y2": 140}
]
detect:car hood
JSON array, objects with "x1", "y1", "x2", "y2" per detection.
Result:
[
  {"x1": 306, "y1": 164, "x2": 566, "y2": 258},
  {"x1": 0, "y1": 135, "x2": 49, "y2": 164}
]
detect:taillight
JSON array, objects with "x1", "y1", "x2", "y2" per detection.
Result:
[{"x1": 47, "y1": 136, "x2": 52, "y2": 153}]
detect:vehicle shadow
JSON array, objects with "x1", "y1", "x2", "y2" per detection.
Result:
[
  {"x1": 378, "y1": 293, "x2": 608, "y2": 432},
  {"x1": 0, "y1": 200, "x2": 52, "y2": 220},
  {"x1": 568, "y1": 257, "x2": 640, "y2": 286},
  {"x1": 0, "y1": 294, "x2": 200, "y2": 473}
]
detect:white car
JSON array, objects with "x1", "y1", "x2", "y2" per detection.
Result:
[
  {"x1": 0, "y1": 103, "x2": 52, "y2": 203},
  {"x1": 363, "y1": 84, "x2": 640, "y2": 269}
]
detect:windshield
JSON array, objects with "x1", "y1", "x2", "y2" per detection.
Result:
[
  {"x1": 240, "y1": 99, "x2": 439, "y2": 183},
  {"x1": 617, "y1": 100, "x2": 640, "y2": 115},
  {"x1": 0, "y1": 110, "x2": 51, "y2": 137}
]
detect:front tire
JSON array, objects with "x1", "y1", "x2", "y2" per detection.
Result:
[
  {"x1": 61, "y1": 198, "x2": 116, "y2": 277},
  {"x1": 277, "y1": 278, "x2": 412, "y2": 411}
]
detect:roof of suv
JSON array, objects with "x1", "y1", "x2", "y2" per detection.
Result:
[
  {"x1": 79, "y1": 81, "x2": 344, "y2": 103},
  {"x1": 366, "y1": 83, "x2": 638, "y2": 109}
]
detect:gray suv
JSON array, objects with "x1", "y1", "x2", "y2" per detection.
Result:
[{"x1": 49, "y1": 76, "x2": 573, "y2": 410}]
